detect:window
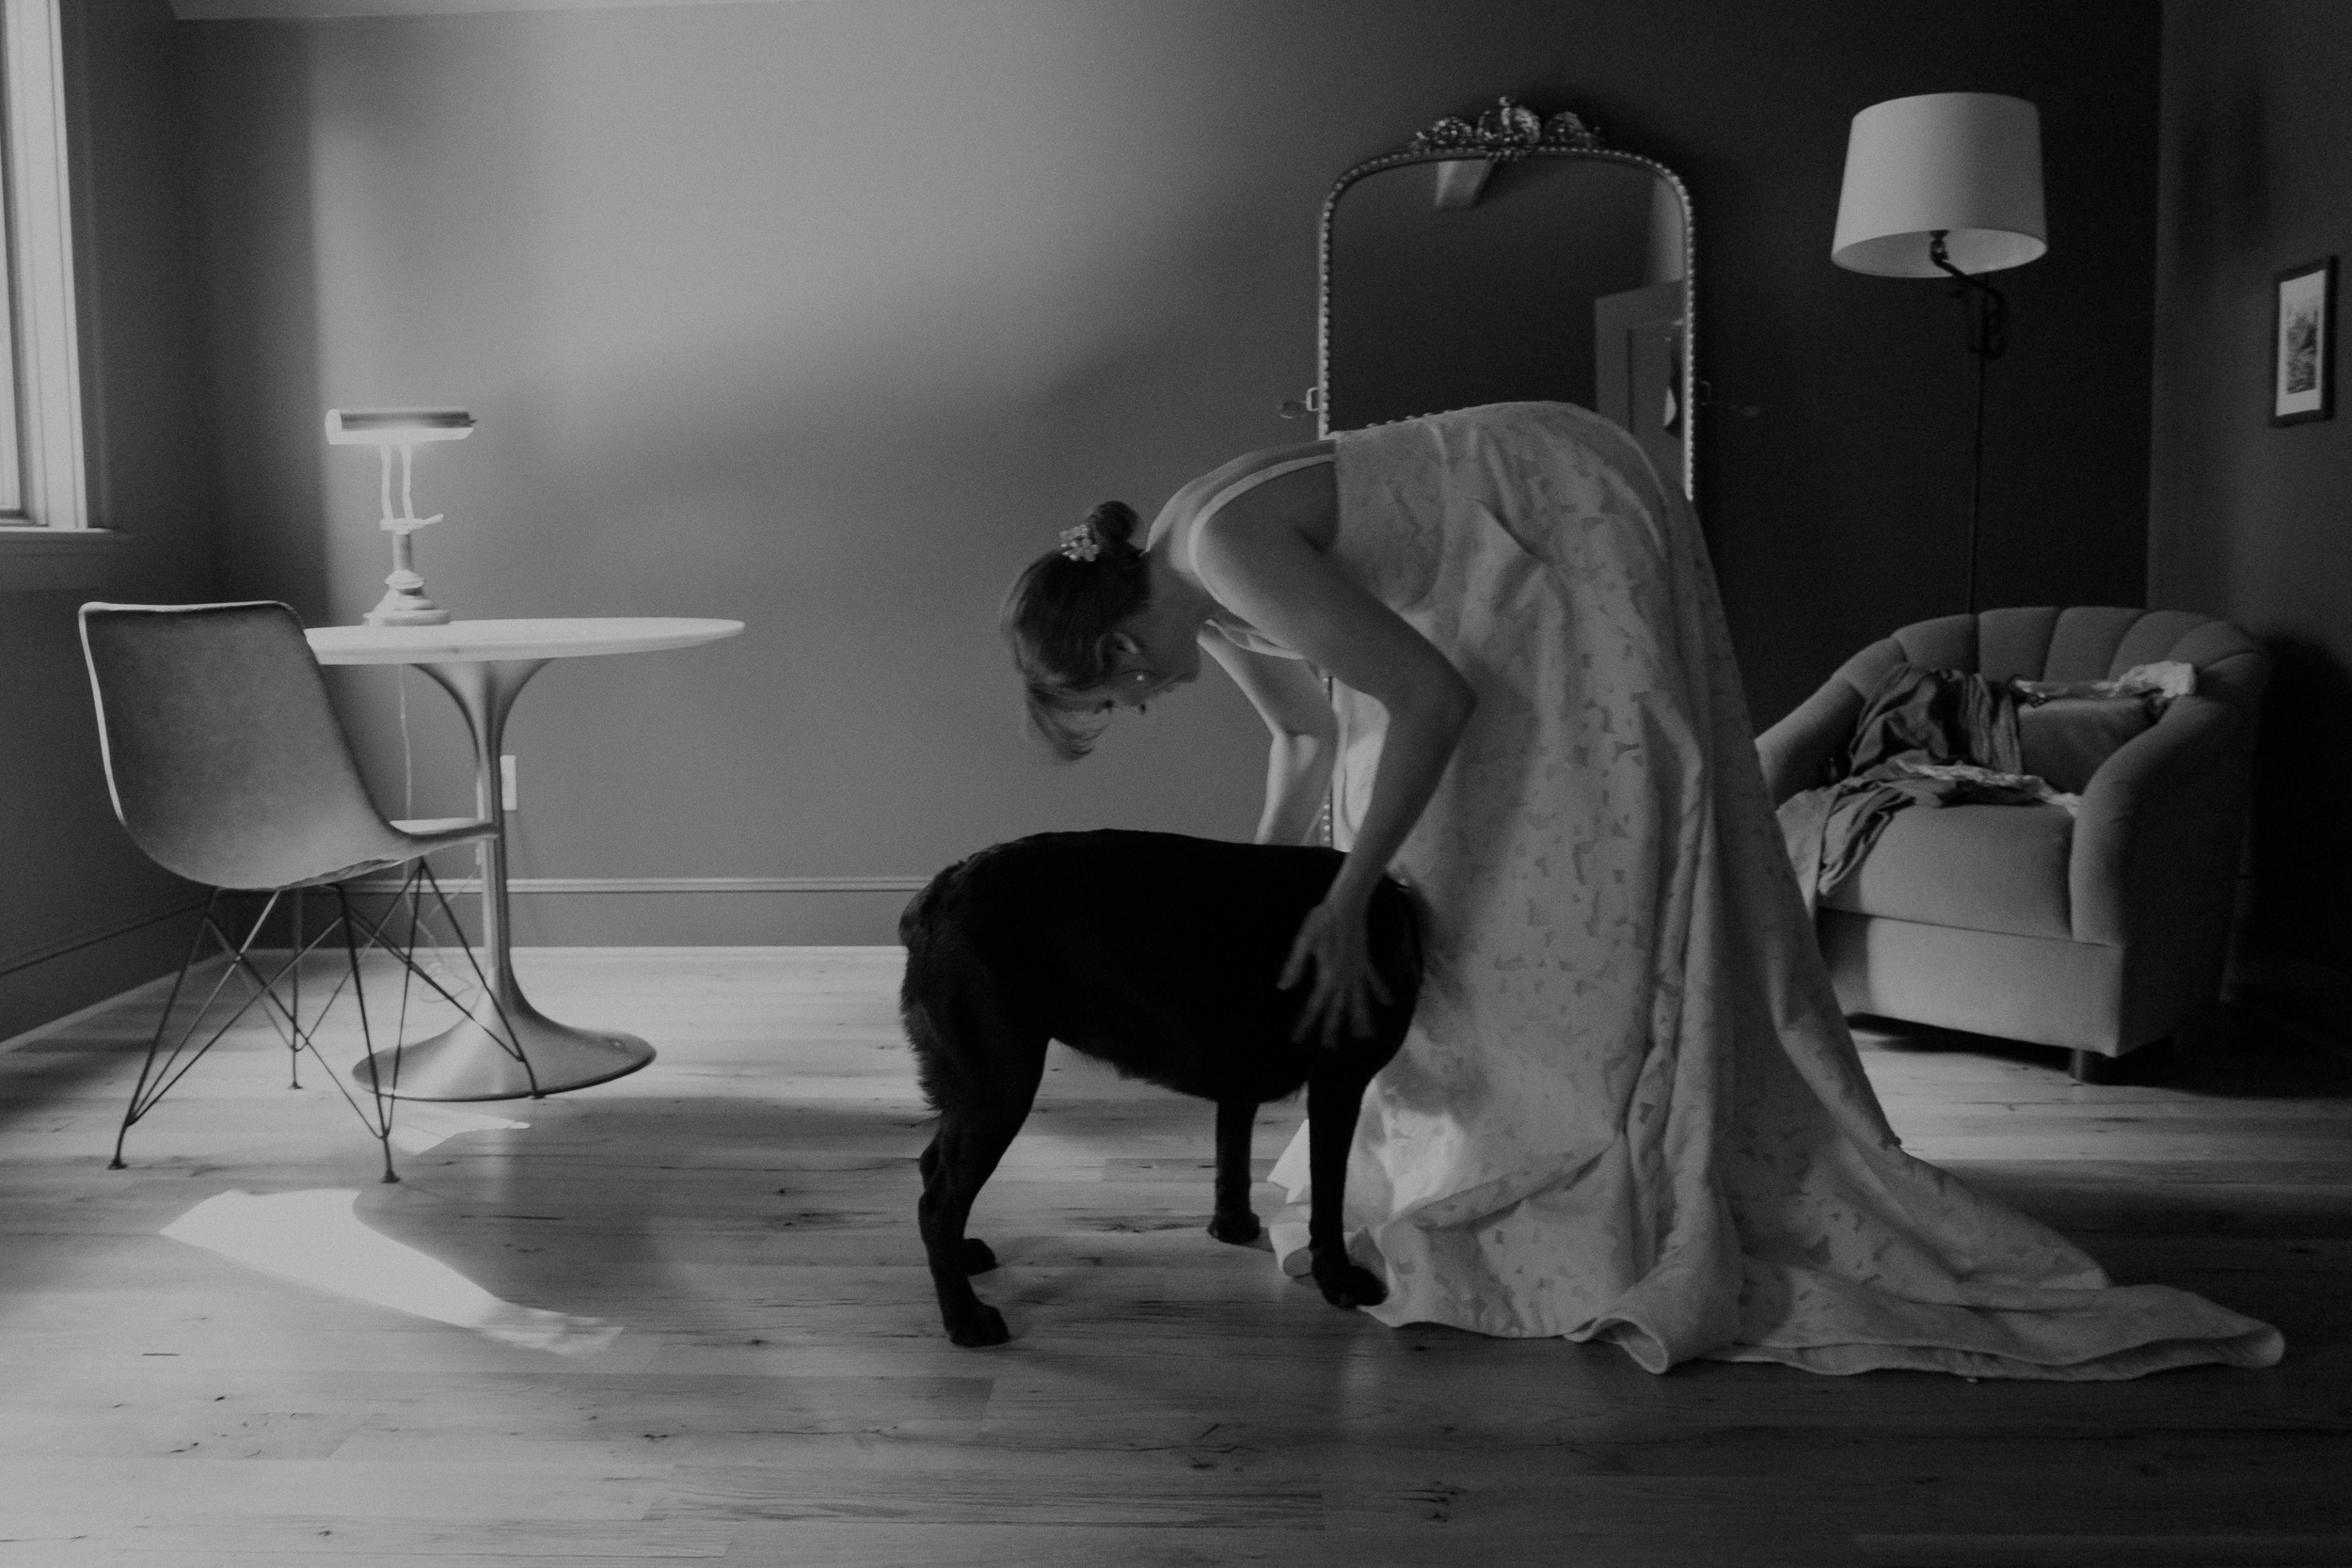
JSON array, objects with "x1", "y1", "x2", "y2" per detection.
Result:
[{"x1": 1, "y1": 0, "x2": 87, "y2": 534}]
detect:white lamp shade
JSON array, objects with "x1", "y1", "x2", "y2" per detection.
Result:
[{"x1": 1832, "y1": 92, "x2": 2046, "y2": 277}]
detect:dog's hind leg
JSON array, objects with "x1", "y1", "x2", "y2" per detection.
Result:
[
  {"x1": 918, "y1": 1101, "x2": 1029, "y2": 1347},
  {"x1": 903, "y1": 927, "x2": 1047, "y2": 1347},
  {"x1": 1303, "y1": 1069, "x2": 1387, "y2": 1309},
  {"x1": 1208, "y1": 1101, "x2": 1263, "y2": 1245},
  {"x1": 918, "y1": 1141, "x2": 999, "y2": 1275}
]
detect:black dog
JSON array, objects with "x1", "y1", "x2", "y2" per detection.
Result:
[{"x1": 898, "y1": 829, "x2": 1422, "y2": 1347}]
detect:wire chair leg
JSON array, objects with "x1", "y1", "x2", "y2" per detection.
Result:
[
  {"x1": 109, "y1": 891, "x2": 225, "y2": 1170},
  {"x1": 112, "y1": 891, "x2": 313, "y2": 1169},
  {"x1": 335, "y1": 885, "x2": 401, "y2": 1185},
  {"x1": 262, "y1": 886, "x2": 427, "y2": 1181},
  {"x1": 338, "y1": 869, "x2": 504, "y2": 1027},
  {"x1": 286, "y1": 888, "x2": 304, "y2": 1089},
  {"x1": 106, "y1": 880, "x2": 446, "y2": 1180}
]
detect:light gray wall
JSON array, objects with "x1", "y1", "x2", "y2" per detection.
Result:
[
  {"x1": 178, "y1": 0, "x2": 2165, "y2": 945},
  {"x1": 2149, "y1": 0, "x2": 2352, "y2": 1044},
  {"x1": 0, "y1": 0, "x2": 220, "y2": 1040}
]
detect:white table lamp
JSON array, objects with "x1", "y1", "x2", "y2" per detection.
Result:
[
  {"x1": 326, "y1": 406, "x2": 476, "y2": 626},
  {"x1": 1832, "y1": 93, "x2": 2045, "y2": 615}
]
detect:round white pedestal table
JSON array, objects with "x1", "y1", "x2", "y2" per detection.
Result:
[{"x1": 307, "y1": 617, "x2": 745, "y2": 1101}]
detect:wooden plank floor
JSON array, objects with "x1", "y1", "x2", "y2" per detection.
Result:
[{"x1": 2, "y1": 947, "x2": 2347, "y2": 1567}]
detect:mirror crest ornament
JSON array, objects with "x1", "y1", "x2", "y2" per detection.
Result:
[
  {"x1": 1406, "y1": 99, "x2": 1604, "y2": 158},
  {"x1": 1310, "y1": 98, "x2": 1696, "y2": 500}
]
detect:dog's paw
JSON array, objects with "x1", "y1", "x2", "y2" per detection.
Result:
[
  {"x1": 1208, "y1": 1211, "x2": 1263, "y2": 1246},
  {"x1": 947, "y1": 1304, "x2": 1009, "y2": 1348},
  {"x1": 958, "y1": 1238, "x2": 998, "y2": 1275},
  {"x1": 1311, "y1": 1257, "x2": 1389, "y2": 1310}
]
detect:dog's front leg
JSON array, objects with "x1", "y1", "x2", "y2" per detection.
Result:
[
  {"x1": 1209, "y1": 1100, "x2": 1263, "y2": 1245},
  {"x1": 1303, "y1": 1069, "x2": 1387, "y2": 1309}
]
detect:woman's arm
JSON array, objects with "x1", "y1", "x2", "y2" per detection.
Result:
[
  {"x1": 1192, "y1": 504, "x2": 1476, "y2": 1043},
  {"x1": 1200, "y1": 634, "x2": 1338, "y2": 847}
]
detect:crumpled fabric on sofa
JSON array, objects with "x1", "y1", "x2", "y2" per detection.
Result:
[
  {"x1": 1755, "y1": 608, "x2": 2268, "y2": 1070},
  {"x1": 1779, "y1": 662, "x2": 2058, "y2": 916}
]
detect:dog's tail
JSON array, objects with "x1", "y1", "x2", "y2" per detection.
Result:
[
  {"x1": 898, "y1": 849, "x2": 1048, "y2": 1117},
  {"x1": 898, "y1": 857, "x2": 959, "y2": 952},
  {"x1": 901, "y1": 857, "x2": 1021, "y2": 1116},
  {"x1": 898, "y1": 861, "x2": 961, "y2": 1114},
  {"x1": 900, "y1": 933, "x2": 1014, "y2": 1117},
  {"x1": 902, "y1": 998, "x2": 954, "y2": 1115}
]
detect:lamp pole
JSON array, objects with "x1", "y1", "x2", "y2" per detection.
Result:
[{"x1": 1926, "y1": 232, "x2": 2010, "y2": 620}]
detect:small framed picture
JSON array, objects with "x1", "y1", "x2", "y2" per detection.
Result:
[{"x1": 2272, "y1": 257, "x2": 2335, "y2": 425}]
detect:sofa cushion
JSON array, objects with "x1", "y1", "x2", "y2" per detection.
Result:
[
  {"x1": 1821, "y1": 800, "x2": 2074, "y2": 940},
  {"x1": 2017, "y1": 697, "x2": 2154, "y2": 793}
]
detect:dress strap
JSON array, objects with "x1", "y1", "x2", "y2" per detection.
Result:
[{"x1": 1184, "y1": 453, "x2": 1334, "y2": 575}]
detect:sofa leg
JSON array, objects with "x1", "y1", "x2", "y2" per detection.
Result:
[
  {"x1": 2069, "y1": 1038, "x2": 2172, "y2": 1085},
  {"x1": 2068, "y1": 1049, "x2": 2117, "y2": 1085}
]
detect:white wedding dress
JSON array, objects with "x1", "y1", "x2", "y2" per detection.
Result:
[{"x1": 1262, "y1": 402, "x2": 2282, "y2": 1378}]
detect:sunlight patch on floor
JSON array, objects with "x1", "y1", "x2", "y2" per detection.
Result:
[{"x1": 161, "y1": 1188, "x2": 621, "y2": 1355}]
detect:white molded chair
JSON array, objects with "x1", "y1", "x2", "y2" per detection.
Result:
[{"x1": 80, "y1": 600, "x2": 501, "y2": 1180}]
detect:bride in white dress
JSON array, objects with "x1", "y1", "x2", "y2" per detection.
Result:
[{"x1": 999, "y1": 400, "x2": 2282, "y2": 1378}]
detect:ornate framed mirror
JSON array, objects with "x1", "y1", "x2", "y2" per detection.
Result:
[{"x1": 1308, "y1": 100, "x2": 1695, "y2": 499}]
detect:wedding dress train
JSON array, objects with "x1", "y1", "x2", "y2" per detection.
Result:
[{"x1": 1264, "y1": 402, "x2": 2281, "y2": 1378}]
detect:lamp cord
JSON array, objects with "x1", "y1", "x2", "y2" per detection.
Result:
[
  {"x1": 397, "y1": 668, "x2": 415, "y2": 819},
  {"x1": 1927, "y1": 232, "x2": 2008, "y2": 618}
]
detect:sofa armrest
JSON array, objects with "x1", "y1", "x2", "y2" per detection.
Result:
[
  {"x1": 1755, "y1": 639, "x2": 1904, "y2": 807},
  {"x1": 2069, "y1": 693, "x2": 2248, "y2": 946}
]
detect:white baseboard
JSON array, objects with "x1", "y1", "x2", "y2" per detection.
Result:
[
  {"x1": 505, "y1": 944, "x2": 909, "y2": 957},
  {"x1": 0, "y1": 946, "x2": 911, "y2": 1055},
  {"x1": 0, "y1": 957, "x2": 230, "y2": 1055},
  {"x1": 332, "y1": 877, "x2": 927, "y2": 944},
  {"x1": 343, "y1": 876, "x2": 930, "y2": 896}
]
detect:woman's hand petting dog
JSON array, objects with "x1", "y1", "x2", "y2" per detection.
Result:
[{"x1": 1279, "y1": 892, "x2": 1394, "y2": 1049}]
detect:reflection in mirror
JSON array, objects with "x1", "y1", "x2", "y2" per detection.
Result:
[{"x1": 1317, "y1": 102, "x2": 1694, "y2": 496}]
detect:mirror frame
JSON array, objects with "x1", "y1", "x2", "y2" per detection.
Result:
[{"x1": 1313, "y1": 99, "x2": 1698, "y2": 501}]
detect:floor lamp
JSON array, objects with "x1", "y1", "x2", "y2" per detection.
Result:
[{"x1": 1832, "y1": 92, "x2": 2046, "y2": 617}]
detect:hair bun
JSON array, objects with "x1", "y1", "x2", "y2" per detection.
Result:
[{"x1": 1086, "y1": 500, "x2": 1139, "y2": 549}]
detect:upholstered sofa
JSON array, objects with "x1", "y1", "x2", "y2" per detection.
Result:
[{"x1": 1756, "y1": 607, "x2": 2269, "y2": 1081}]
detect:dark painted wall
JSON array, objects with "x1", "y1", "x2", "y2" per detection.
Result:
[
  {"x1": 163, "y1": 0, "x2": 2161, "y2": 946},
  {"x1": 0, "y1": 0, "x2": 220, "y2": 1040},
  {"x1": 2149, "y1": 0, "x2": 2352, "y2": 1043}
]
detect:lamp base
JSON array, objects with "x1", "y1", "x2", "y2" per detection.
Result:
[
  {"x1": 364, "y1": 588, "x2": 452, "y2": 626},
  {"x1": 367, "y1": 521, "x2": 451, "y2": 626}
]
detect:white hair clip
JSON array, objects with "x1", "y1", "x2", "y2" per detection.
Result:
[{"x1": 1057, "y1": 521, "x2": 1102, "y2": 562}]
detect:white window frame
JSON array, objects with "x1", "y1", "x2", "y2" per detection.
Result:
[{"x1": 0, "y1": 0, "x2": 87, "y2": 535}]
